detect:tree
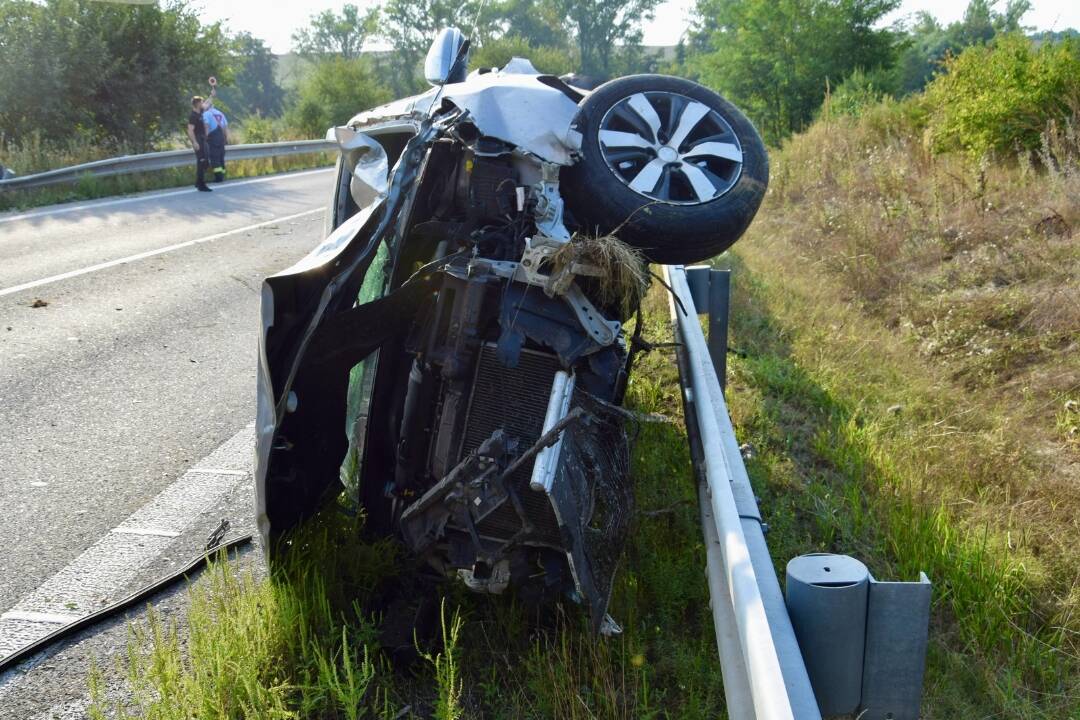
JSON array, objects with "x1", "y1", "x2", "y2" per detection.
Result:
[
  {"x1": 470, "y1": 35, "x2": 577, "y2": 75},
  {"x1": 217, "y1": 33, "x2": 284, "y2": 118},
  {"x1": 378, "y1": 0, "x2": 489, "y2": 94},
  {"x1": 557, "y1": 0, "x2": 662, "y2": 77},
  {"x1": 688, "y1": 0, "x2": 901, "y2": 143},
  {"x1": 893, "y1": 0, "x2": 1032, "y2": 94},
  {"x1": 286, "y1": 57, "x2": 392, "y2": 138},
  {"x1": 377, "y1": 0, "x2": 661, "y2": 91},
  {"x1": 488, "y1": 0, "x2": 568, "y2": 49},
  {"x1": 292, "y1": 4, "x2": 379, "y2": 61},
  {"x1": 0, "y1": 0, "x2": 229, "y2": 150}
]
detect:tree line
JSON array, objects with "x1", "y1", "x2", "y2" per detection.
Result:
[
  {"x1": 684, "y1": 0, "x2": 1046, "y2": 143},
  {"x1": 0, "y1": 0, "x2": 666, "y2": 151},
  {"x1": 0, "y1": 0, "x2": 1074, "y2": 155}
]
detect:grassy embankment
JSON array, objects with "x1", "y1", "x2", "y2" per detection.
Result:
[
  {"x1": 0, "y1": 131, "x2": 331, "y2": 213},
  {"x1": 88, "y1": 289, "x2": 731, "y2": 719},
  {"x1": 722, "y1": 99, "x2": 1079, "y2": 717}
]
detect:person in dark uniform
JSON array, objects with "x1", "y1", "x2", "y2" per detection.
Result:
[{"x1": 186, "y1": 96, "x2": 212, "y2": 192}]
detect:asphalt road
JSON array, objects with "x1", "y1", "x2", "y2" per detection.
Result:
[{"x1": 0, "y1": 169, "x2": 333, "y2": 714}]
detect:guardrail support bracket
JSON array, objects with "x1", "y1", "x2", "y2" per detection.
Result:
[
  {"x1": 859, "y1": 572, "x2": 932, "y2": 720},
  {"x1": 786, "y1": 553, "x2": 931, "y2": 720},
  {"x1": 684, "y1": 265, "x2": 730, "y2": 391}
]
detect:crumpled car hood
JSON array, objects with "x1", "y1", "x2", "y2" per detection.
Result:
[{"x1": 347, "y1": 64, "x2": 584, "y2": 165}]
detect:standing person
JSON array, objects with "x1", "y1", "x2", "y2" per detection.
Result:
[
  {"x1": 203, "y1": 99, "x2": 230, "y2": 183},
  {"x1": 186, "y1": 96, "x2": 212, "y2": 192}
]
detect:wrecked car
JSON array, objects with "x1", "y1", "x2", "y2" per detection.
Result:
[{"x1": 255, "y1": 28, "x2": 768, "y2": 632}]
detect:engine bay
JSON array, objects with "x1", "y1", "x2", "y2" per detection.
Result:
[{"x1": 339, "y1": 117, "x2": 641, "y2": 631}]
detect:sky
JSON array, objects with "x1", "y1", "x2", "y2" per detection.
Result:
[{"x1": 194, "y1": 0, "x2": 1080, "y2": 54}]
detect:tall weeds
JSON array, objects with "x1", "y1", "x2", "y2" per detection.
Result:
[
  {"x1": 419, "y1": 600, "x2": 464, "y2": 720},
  {"x1": 726, "y1": 98, "x2": 1080, "y2": 716}
]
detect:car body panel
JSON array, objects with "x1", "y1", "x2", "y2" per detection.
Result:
[{"x1": 346, "y1": 64, "x2": 583, "y2": 165}]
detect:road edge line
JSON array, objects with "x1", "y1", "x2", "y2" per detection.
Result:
[{"x1": 0, "y1": 207, "x2": 324, "y2": 298}]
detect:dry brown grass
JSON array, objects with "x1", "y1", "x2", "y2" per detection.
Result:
[
  {"x1": 731, "y1": 104, "x2": 1080, "y2": 709},
  {"x1": 771, "y1": 104, "x2": 1080, "y2": 449},
  {"x1": 552, "y1": 233, "x2": 648, "y2": 318}
]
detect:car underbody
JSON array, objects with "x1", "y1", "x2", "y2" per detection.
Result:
[{"x1": 255, "y1": 38, "x2": 767, "y2": 632}]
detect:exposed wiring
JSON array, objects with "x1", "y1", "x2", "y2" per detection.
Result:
[{"x1": 649, "y1": 269, "x2": 689, "y2": 317}]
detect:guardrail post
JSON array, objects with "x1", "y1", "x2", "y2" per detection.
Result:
[
  {"x1": 708, "y1": 268, "x2": 730, "y2": 391},
  {"x1": 859, "y1": 573, "x2": 932, "y2": 720},
  {"x1": 683, "y1": 266, "x2": 731, "y2": 392}
]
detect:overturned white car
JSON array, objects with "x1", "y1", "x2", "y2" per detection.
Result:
[{"x1": 256, "y1": 28, "x2": 768, "y2": 633}]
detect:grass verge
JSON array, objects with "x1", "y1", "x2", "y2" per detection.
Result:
[
  {"x1": 721, "y1": 250, "x2": 1077, "y2": 717},
  {"x1": 88, "y1": 286, "x2": 727, "y2": 719},
  {"x1": 718, "y1": 102, "x2": 1079, "y2": 717}
]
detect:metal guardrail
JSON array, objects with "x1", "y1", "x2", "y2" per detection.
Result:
[
  {"x1": 665, "y1": 264, "x2": 821, "y2": 720},
  {"x1": 0, "y1": 140, "x2": 336, "y2": 191}
]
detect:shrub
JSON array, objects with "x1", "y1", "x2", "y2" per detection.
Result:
[
  {"x1": 823, "y1": 68, "x2": 892, "y2": 120},
  {"x1": 470, "y1": 35, "x2": 577, "y2": 76},
  {"x1": 286, "y1": 57, "x2": 392, "y2": 139},
  {"x1": 239, "y1": 115, "x2": 277, "y2": 144},
  {"x1": 924, "y1": 33, "x2": 1080, "y2": 158},
  {"x1": 858, "y1": 94, "x2": 930, "y2": 145}
]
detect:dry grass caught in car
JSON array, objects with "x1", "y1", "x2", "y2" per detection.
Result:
[{"x1": 552, "y1": 233, "x2": 648, "y2": 317}]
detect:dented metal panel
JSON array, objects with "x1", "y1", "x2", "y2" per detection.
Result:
[{"x1": 347, "y1": 70, "x2": 582, "y2": 165}]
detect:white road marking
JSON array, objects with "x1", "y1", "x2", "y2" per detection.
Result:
[
  {"x1": 0, "y1": 207, "x2": 324, "y2": 298},
  {"x1": 0, "y1": 424, "x2": 255, "y2": 662},
  {"x1": 0, "y1": 167, "x2": 333, "y2": 225},
  {"x1": 0, "y1": 611, "x2": 81, "y2": 626},
  {"x1": 188, "y1": 468, "x2": 248, "y2": 476},
  {"x1": 109, "y1": 527, "x2": 181, "y2": 539}
]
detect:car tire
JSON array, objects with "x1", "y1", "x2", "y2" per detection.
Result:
[{"x1": 562, "y1": 75, "x2": 768, "y2": 265}]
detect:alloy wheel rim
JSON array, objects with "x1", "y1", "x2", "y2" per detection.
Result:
[{"x1": 597, "y1": 91, "x2": 743, "y2": 205}]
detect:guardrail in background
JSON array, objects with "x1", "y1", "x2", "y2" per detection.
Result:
[
  {"x1": 0, "y1": 140, "x2": 337, "y2": 191},
  {"x1": 665, "y1": 264, "x2": 821, "y2": 720}
]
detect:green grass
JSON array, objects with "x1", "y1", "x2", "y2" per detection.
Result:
[
  {"x1": 715, "y1": 89, "x2": 1079, "y2": 716},
  {"x1": 89, "y1": 515, "x2": 399, "y2": 719},
  {"x1": 0, "y1": 153, "x2": 334, "y2": 213},
  {"x1": 719, "y1": 252, "x2": 1077, "y2": 716},
  {"x1": 89, "y1": 287, "x2": 728, "y2": 719}
]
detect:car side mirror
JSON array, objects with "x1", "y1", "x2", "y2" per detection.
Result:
[{"x1": 424, "y1": 27, "x2": 468, "y2": 86}]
